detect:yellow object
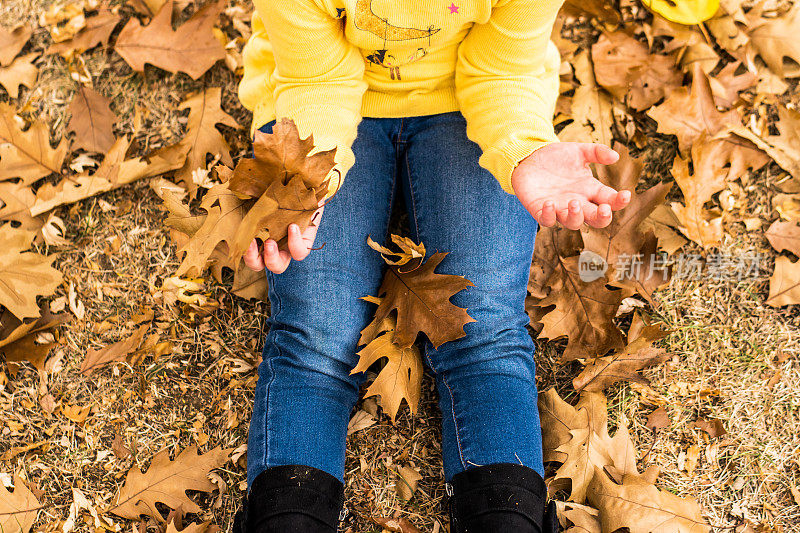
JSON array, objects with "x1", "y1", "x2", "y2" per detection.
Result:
[
  {"x1": 238, "y1": 0, "x2": 565, "y2": 196},
  {"x1": 641, "y1": 0, "x2": 720, "y2": 25}
]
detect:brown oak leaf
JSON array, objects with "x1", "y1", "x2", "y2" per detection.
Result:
[
  {"x1": 573, "y1": 322, "x2": 670, "y2": 392},
  {"x1": 351, "y1": 313, "x2": 423, "y2": 422},
  {"x1": 0, "y1": 224, "x2": 62, "y2": 320},
  {"x1": 647, "y1": 63, "x2": 740, "y2": 154},
  {"x1": 47, "y1": 7, "x2": 121, "y2": 58},
  {"x1": 80, "y1": 323, "x2": 150, "y2": 375},
  {"x1": 587, "y1": 467, "x2": 709, "y2": 532},
  {"x1": 0, "y1": 25, "x2": 32, "y2": 66},
  {"x1": 580, "y1": 142, "x2": 673, "y2": 306},
  {"x1": 766, "y1": 220, "x2": 800, "y2": 256},
  {"x1": 0, "y1": 102, "x2": 69, "y2": 185},
  {"x1": 67, "y1": 86, "x2": 117, "y2": 153},
  {"x1": 363, "y1": 252, "x2": 475, "y2": 350},
  {"x1": 592, "y1": 30, "x2": 682, "y2": 111},
  {"x1": 115, "y1": 0, "x2": 226, "y2": 80},
  {"x1": 109, "y1": 445, "x2": 231, "y2": 523},
  {"x1": 173, "y1": 88, "x2": 240, "y2": 198},
  {"x1": 0, "y1": 52, "x2": 38, "y2": 99},
  {"x1": 0, "y1": 472, "x2": 40, "y2": 533},
  {"x1": 767, "y1": 255, "x2": 800, "y2": 306}
]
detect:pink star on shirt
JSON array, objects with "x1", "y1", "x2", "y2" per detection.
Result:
[{"x1": 448, "y1": 2, "x2": 460, "y2": 13}]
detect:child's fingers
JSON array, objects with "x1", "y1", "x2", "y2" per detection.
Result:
[
  {"x1": 287, "y1": 224, "x2": 310, "y2": 261},
  {"x1": 584, "y1": 202, "x2": 613, "y2": 228},
  {"x1": 611, "y1": 189, "x2": 632, "y2": 210},
  {"x1": 244, "y1": 239, "x2": 265, "y2": 271},
  {"x1": 559, "y1": 199, "x2": 584, "y2": 230},
  {"x1": 263, "y1": 239, "x2": 292, "y2": 274},
  {"x1": 589, "y1": 184, "x2": 623, "y2": 208},
  {"x1": 534, "y1": 200, "x2": 557, "y2": 227},
  {"x1": 579, "y1": 143, "x2": 619, "y2": 166}
]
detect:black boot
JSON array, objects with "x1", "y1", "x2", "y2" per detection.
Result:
[
  {"x1": 232, "y1": 465, "x2": 346, "y2": 533},
  {"x1": 447, "y1": 463, "x2": 559, "y2": 533}
]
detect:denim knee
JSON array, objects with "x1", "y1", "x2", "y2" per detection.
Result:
[{"x1": 263, "y1": 274, "x2": 374, "y2": 391}]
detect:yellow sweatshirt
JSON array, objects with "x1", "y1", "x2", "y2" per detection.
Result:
[{"x1": 238, "y1": 0, "x2": 564, "y2": 196}]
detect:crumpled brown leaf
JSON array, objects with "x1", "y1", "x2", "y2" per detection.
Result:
[{"x1": 573, "y1": 318, "x2": 670, "y2": 392}]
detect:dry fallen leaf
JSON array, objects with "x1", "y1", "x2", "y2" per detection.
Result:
[
  {"x1": 693, "y1": 417, "x2": 727, "y2": 438},
  {"x1": 587, "y1": 467, "x2": 709, "y2": 532},
  {"x1": 766, "y1": 220, "x2": 800, "y2": 256},
  {"x1": 47, "y1": 7, "x2": 121, "y2": 58},
  {"x1": 573, "y1": 323, "x2": 670, "y2": 392},
  {"x1": 109, "y1": 445, "x2": 231, "y2": 523},
  {"x1": 172, "y1": 88, "x2": 240, "y2": 198},
  {"x1": 347, "y1": 409, "x2": 377, "y2": 435},
  {"x1": 0, "y1": 102, "x2": 69, "y2": 185},
  {"x1": 352, "y1": 316, "x2": 423, "y2": 422},
  {"x1": 372, "y1": 516, "x2": 422, "y2": 533},
  {"x1": 538, "y1": 389, "x2": 638, "y2": 502},
  {"x1": 80, "y1": 323, "x2": 150, "y2": 375},
  {"x1": 745, "y1": 2, "x2": 800, "y2": 79},
  {"x1": 115, "y1": 0, "x2": 226, "y2": 80},
  {"x1": 580, "y1": 142, "x2": 673, "y2": 306},
  {"x1": 0, "y1": 53, "x2": 39, "y2": 99},
  {"x1": 360, "y1": 250, "x2": 475, "y2": 350},
  {"x1": 645, "y1": 406, "x2": 670, "y2": 431},
  {"x1": 529, "y1": 236, "x2": 625, "y2": 361},
  {"x1": 592, "y1": 31, "x2": 682, "y2": 111},
  {"x1": 0, "y1": 224, "x2": 62, "y2": 320},
  {"x1": 395, "y1": 465, "x2": 422, "y2": 502},
  {"x1": 647, "y1": 63, "x2": 739, "y2": 154},
  {"x1": 766, "y1": 256, "x2": 800, "y2": 307},
  {"x1": 556, "y1": 501, "x2": 601, "y2": 533},
  {"x1": 729, "y1": 105, "x2": 800, "y2": 181},
  {"x1": 0, "y1": 473, "x2": 40, "y2": 533},
  {"x1": 66, "y1": 86, "x2": 117, "y2": 153},
  {"x1": 0, "y1": 25, "x2": 32, "y2": 66}
]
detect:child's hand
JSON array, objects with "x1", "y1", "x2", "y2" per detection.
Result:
[
  {"x1": 511, "y1": 142, "x2": 631, "y2": 230},
  {"x1": 243, "y1": 203, "x2": 325, "y2": 274}
]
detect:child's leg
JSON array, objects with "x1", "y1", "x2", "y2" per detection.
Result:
[
  {"x1": 398, "y1": 111, "x2": 544, "y2": 482},
  {"x1": 246, "y1": 117, "x2": 398, "y2": 489}
]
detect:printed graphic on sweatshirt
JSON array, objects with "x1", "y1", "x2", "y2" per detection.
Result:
[
  {"x1": 353, "y1": 0, "x2": 440, "y2": 43},
  {"x1": 365, "y1": 47, "x2": 428, "y2": 80},
  {"x1": 355, "y1": 0, "x2": 450, "y2": 80}
]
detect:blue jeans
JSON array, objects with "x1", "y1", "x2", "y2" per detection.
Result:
[{"x1": 247, "y1": 111, "x2": 544, "y2": 492}]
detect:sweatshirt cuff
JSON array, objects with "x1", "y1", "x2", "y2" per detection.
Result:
[
  {"x1": 482, "y1": 135, "x2": 559, "y2": 195},
  {"x1": 249, "y1": 98, "x2": 277, "y2": 139}
]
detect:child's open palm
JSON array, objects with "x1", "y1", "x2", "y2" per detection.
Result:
[{"x1": 511, "y1": 142, "x2": 631, "y2": 230}]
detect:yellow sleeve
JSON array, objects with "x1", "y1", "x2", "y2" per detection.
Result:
[
  {"x1": 243, "y1": 0, "x2": 367, "y2": 196},
  {"x1": 455, "y1": 0, "x2": 565, "y2": 195}
]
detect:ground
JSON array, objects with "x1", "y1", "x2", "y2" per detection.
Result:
[{"x1": 1, "y1": 0, "x2": 799, "y2": 532}]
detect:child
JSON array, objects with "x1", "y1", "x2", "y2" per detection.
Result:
[{"x1": 233, "y1": 0, "x2": 631, "y2": 531}]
